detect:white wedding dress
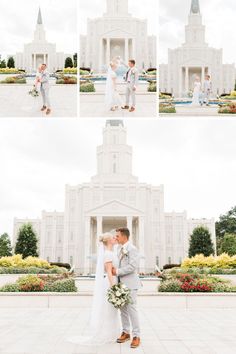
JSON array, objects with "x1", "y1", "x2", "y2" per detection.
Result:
[
  {"x1": 68, "y1": 245, "x2": 120, "y2": 346},
  {"x1": 105, "y1": 67, "x2": 122, "y2": 110},
  {"x1": 191, "y1": 81, "x2": 202, "y2": 106}
]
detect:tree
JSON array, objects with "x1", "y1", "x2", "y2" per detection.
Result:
[
  {"x1": 15, "y1": 223, "x2": 38, "y2": 258},
  {"x1": 0, "y1": 233, "x2": 12, "y2": 257},
  {"x1": 188, "y1": 226, "x2": 215, "y2": 257},
  {"x1": 220, "y1": 233, "x2": 236, "y2": 256},
  {"x1": 64, "y1": 57, "x2": 73, "y2": 68},
  {"x1": 0, "y1": 60, "x2": 6, "y2": 68},
  {"x1": 7, "y1": 56, "x2": 15, "y2": 68},
  {"x1": 216, "y1": 206, "x2": 236, "y2": 252},
  {"x1": 73, "y1": 53, "x2": 77, "y2": 68}
]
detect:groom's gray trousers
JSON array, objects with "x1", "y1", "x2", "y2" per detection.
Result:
[
  {"x1": 125, "y1": 83, "x2": 136, "y2": 107},
  {"x1": 40, "y1": 83, "x2": 51, "y2": 108},
  {"x1": 120, "y1": 289, "x2": 140, "y2": 337}
]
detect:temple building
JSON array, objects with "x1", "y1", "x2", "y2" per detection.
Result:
[
  {"x1": 14, "y1": 120, "x2": 216, "y2": 273},
  {"x1": 80, "y1": 0, "x2": 156, "y2": 72},
  {"x1": 160, "y1": 0, "x2": 236, "y2": 97},
  {"x1": 14, "y1": 8, "x2": 71, "y2": 72}
]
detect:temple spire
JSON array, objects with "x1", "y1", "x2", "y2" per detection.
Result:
[
  {"x1": 37, "y1": 7, "x2": 43, "y2": 25},
  {"x1": 190, "y1": 0, "x2": 200, "y2": 14}
]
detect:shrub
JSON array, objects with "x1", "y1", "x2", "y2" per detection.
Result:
[
  {"x1": 163, "y1": 264, "x2": 181, "y2": 270},
  {"x1": 0, "y1": 283, "x2": 19, "y2": 292},
  {"x1": 80, "y1": 81, "x2": 95, "y2": 92},
  {"x1": 44, "y1": 278, "x2": 77, "y2": 292},
  {"x1": 148, "y1": 82, "x2": 156, "y2": 92},
  {"x1": 0, "y1": 266, "x2": 67, "y2": 274},
  {"x1": 63, "y1": 67, "x2": 77, "y2": 75},
  {"x1": 50, "y1": 262, "x2": 71, "y2": 270},
  {"x1": 80, "y1": 69, "x2": 90, "y2": 75},
  {"x1": 17, "y1": 275, "x2": 45, "y2": 292},
  {"x1": 0, "y1": 255, "x2": 51, "y2": 268},
  {"x1": 181, "y1": 253, "x2": 236, "y2": 269}
]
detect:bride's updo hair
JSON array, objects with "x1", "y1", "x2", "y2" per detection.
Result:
[{"x1": 99, "y1": 232, "x2": 113, "y2": 245}]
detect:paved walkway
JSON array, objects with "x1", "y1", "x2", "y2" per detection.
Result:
[
  {"x1": 0, "y1": 307, "x2": 235, "y2": 354},
  {"x1": 80, "y1": 93, "x2": 157, "y2": 118},
  {"x1": 0, "y1": 85, "x2": 77, "y2": 117}
]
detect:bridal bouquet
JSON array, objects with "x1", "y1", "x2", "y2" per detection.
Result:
[
  {"x1": 107, "y1": 283, "x2": 132, "y2": 309},
  {"x1": 28, "y1": 87, "x2": 39, "y2": 97}
]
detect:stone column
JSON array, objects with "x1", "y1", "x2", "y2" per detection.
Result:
[
  {"x1": 99, "y1": 38, "x2": 103, "y2": 72},
  {"x1": 97, "y1": 216, "x2": 103, "y2": 243},
  {"x1": 139, "y1": 216, "x2": 145, "y2": 272},
  {"x1": 83, "y1": 216, "x2": 91, "y2": 274},
  {"x1": 33, "y1": 54, "x2": 36, "y2": 71},
  {"x1": 132, "y1": 38, "x2": 136, "y2": 59},
  {"x1": 179, "y1": 66, "x2": 182, "y2": 98},
  {"x1": 125, "y1": 38, "x2": 129, "y2": 63},
  {"x1": 106, "y1": 38, "x2": 110, "y2": 64},
  {"x1": 127, "y1": 216, "x2": 133, "y2": 242},
  {"x1": 201, "y1": 66, "x2": 205, "y2": 85},
  {"x1": 185, "y1": 66, "x2": 189, "y2": 93}
]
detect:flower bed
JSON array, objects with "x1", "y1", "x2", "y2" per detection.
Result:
[
  {"x1": 0, "y1": 76, "x2": 26, "y2": 84},
  {"x1": 0, "y1": 274, "x2": 77, "y2": 293},
  {"x1": 56, "y1": 75, "x2": 77, "y2": 84},
  {"x1": 80, "y1": 80, "x2": 95, "y2": 92},
  {"x1": 159, "y1": 102, "x2": 176, "y2": 113},
  {"x1": 159, "y1": 268, "x2": 236, "y2": 293},
  {"x1": 218, "y1": 103, "x2": 236, "y2": 114}
]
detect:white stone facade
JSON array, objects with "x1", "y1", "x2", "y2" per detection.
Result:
[
  {"x1": 13, "y1": 120, "x2": 216, "y2": 273},
  {"x1": 160, "y1": 0, "x2": 236, "y2": 97},
  {"x1": 80, "y1": 0, "x2": 156, "y2": 72},
  {"x1": 15, "y1": 8, "x2": 71, "y2": 73}
]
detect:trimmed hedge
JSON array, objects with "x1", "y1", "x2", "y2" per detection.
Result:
[
  {"x1": 44, "y1": 278, "x2": 77, "y2": 292},
  {"x1": 0, "y1": 266, "x2": 67, "y2": 274},
  {"x1": 80, "y1": 81, "x2": 95, "y2": 92}
]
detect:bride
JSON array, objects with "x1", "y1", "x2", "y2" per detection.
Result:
[
  {"x1": 105, "y1": 57, "x2": 123, "y2": 111},
  {"x1": 68, "y1": 232, "x2": 120, "y2": 345},
  {"x1": 191, "y1": 76, "x2": 202, "y2": 106}
]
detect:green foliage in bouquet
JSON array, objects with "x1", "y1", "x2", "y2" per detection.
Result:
[{"x1": 107, "y1": 283, "x2": 132, "y2": 309}]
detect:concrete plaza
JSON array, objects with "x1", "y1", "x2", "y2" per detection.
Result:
[
  {"x1": 0, "y1": 85, "x2": 77, "y2": 118},
  {"x1": 160, "y1": 105, "x2": 222, "y2": 117},
  {"x1": 0, "y1": 306, "x2": 235, "y2": 354}
]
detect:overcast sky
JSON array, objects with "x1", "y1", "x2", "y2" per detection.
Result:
[
  {"x1": 0, "y1": 119, "x2": 236, "y2": 239},
  {"x1": 160, "y1": 0, "x2": 236, "y2": 64},
  {"x1": 79, "y1": 0, "x2": 157, "y2": 35},
  {"x1": 0, "y1": 0, "x2": 77, "y2": 59}
]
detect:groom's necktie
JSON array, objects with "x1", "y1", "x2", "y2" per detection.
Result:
[{"x1": 126, "y1": 69, "x2": 131, "y2": 82}]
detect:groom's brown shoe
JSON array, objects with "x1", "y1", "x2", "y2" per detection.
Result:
[
  {"x1": 41, "y1": 105, "x2": 46, "y2": 111},
  {"x1": 46, "y1": 108, "x2": 51, "y2": 115},
  {"x1": 121, "y1": 105, "x2": 129, "y2": 109},
  {"x1": 116, "y1": 332, "x2": 130, "y2": 343},
  {"x1": 130, "y1": 337, "x2": 141, "y2": 348},
  {"x1": 129, "y1": 107, "x2": 135, "y2": 112}
]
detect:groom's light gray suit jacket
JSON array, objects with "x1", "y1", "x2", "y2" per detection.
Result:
[
  {"x1": 40, "y1": 70, "x2": 50, "y2": 89},
  {"x1": 117, "y1": 243, "x2": 142, "y2": 290}
]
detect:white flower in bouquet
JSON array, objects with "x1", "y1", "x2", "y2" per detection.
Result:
[{"x1": 28, "y1": 86, "x2": 39, "y2": 98}]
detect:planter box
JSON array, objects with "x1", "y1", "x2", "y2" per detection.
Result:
[
  {"x1": 75, "y1": 277, "x2": 160, "y2": 294},
  {"x1": 0, "y1": 292, "x2": 236, "y2": 309}
]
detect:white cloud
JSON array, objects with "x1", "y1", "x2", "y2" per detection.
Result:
[
  {"x1": 0, "y1": 0, "x2": 77, "y2": 59},
  {"x1": 0, "y1": 119, "x2": 236, "y2": 239}
]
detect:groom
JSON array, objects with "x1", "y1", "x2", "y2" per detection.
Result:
[
  {"x1": 112, "y1": 227, "x2": 142, "y2": 349},
  {"x1": 122, "y1": 59, "x2": 139, "y2": 113},
  {"x1": 39, "y1": 64, "x2": 51, "y2": 115}
]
